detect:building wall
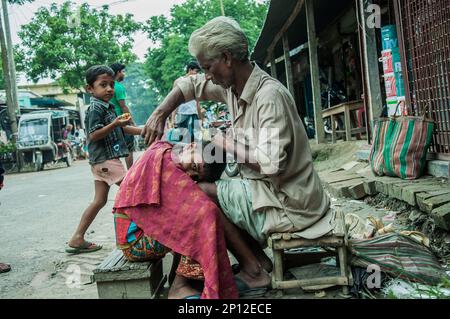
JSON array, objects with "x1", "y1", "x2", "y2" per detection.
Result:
[{"x1": 18, "y1": 84, "x2": 79, "y2": 106}]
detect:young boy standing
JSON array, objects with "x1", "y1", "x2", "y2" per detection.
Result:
[{"x1": 66, "y1": 65, "x2": 141, "y2": 254}]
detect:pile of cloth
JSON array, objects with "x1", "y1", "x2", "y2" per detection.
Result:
[
  {"x1": 345, "y1": 213, "x2": 448, "y2": 298},
  {"x1": 345, "y1": 213, "x2": 430, "y2": 246}
]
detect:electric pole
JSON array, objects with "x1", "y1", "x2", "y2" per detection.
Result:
[
  {"x1": 0, "y1": 0, "x2": 20, "y2": 143},
  {"x1": 219, "y1": 0, "x2": 225, "y2": 16},
  {"x1": 2, "y1": 0, "x2": 19, "y2": 115}
]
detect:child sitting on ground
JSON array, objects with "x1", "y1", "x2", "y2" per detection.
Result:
[{"x1": 66, "y1": 65, "x2": 142, "y2": 254}]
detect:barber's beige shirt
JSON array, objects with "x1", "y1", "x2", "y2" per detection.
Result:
[{"x1": 177, "y1": 64, "x2": 330, "y2": 235}]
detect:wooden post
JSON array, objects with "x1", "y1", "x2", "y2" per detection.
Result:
[
  {"x1": 305, "y1": 0, "x2": 325, "y2": 144},
  {"x1": 269, "y1": 51, "x2": 278, "y2": 79},
  {"x1": 219, "y1": 0, "x2": 225, "y2": 16},
  {"x1": 2, "y1": 0, "x2": 20, "y2": 117},
  {"x1": 356, "y1": 0, "x2": 371, "y2": 144},
  {"x1": 0, "y1": 4, "x2": 18, "y2": 143},
  {"x1": 264, "y1": 0, "x2": 305, "y2": 66},
  {"x1": 282, "y1": 34, "x2": 295, "y2": 97},
  {"x1": 358, "y1": 0, "x2": 382, "y2": 130},
  {"x1": 392, "y1": 0, "x2": 412, "y2": 108},
  {"x1": 344, "y1": 105, "x2": 352, "y2": 141},
  {"x1": 273, "y1": 249, "x2": 284, "y2": 287},
  {"x1": 338, "y1": 246, "x2": 350, "y2": 296},
  {"x1": 331, "y1": 114, "x2": 336, "y2": 143}
]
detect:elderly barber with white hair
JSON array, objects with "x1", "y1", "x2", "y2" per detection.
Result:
[{"x1": 142, "y1": 16, "x2": 333, "y2": 296}]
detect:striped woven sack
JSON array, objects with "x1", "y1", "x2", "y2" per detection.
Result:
[
  {"x1": 370, "y1": 103, "x2": 434, "y2": 180},
  {"x1": 369, "y1": 117, "x2": 389, "y2": 176},
  {"x1": 349, "y1": 233, "x2": 448, "y2": 285}
]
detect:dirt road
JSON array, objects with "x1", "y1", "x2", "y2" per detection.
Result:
[{"x1": 0, "y1": 156, "x2": 140, "y2": 298}]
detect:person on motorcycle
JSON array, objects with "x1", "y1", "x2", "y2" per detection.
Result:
[
  {"x1": 62, "y1": 124, "x2": 75, "y2": 159},
  {"x1": 75, "y1": 125, "x2": 88, "y2": 159}
]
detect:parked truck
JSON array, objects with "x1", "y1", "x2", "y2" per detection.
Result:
[{"x1": 17, "y1": 110, "x2": 76, "y2": 171}]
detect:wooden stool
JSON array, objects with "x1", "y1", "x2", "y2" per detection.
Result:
[
  {"x1": 93, "y1": 249, "x2": 166, "y2": 299},
  {"x1": 267, "y1": 210, "x2": 352, "y2": 296}
]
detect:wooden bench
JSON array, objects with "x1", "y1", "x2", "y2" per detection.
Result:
[
  {"x1": 268, "y1": 210, "x2": 353, "y2": 296},
  {"x1": 322, "y1": 100, "x2": 366, "y2": 143},
  {"x1": 92, "y1": 249, "x2": 166, "y2": 299}
]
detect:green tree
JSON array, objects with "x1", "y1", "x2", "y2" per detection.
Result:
[
  {"x1": 143, "y1": 0, "x2": 268, "y2": 97},
  {"x1": 121, "y1": 62, "x2": 160, "y2": 125},
  {"x1": 0, "y1": 0, "x2": 34, "y2": 89},
  {"x1": 16, "y1": 1, "x2": 140, "y2": 91},
  {"x1": 8, "y1": 0, "x2": 34, "y2": 4}
]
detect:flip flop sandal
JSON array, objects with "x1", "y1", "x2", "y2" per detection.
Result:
[
  {"x1": 183, "y1": 294, "x2": 201, "y2": 299},
  {"x1": 0, "y1": 263, "x2": 11, "y2": 273},
  {"x1": 232, "y1": 263, "x2": 241, "y2": 274},
  {"x1": 65, "y1": 241, "x2": 103, "y2": 254},
  {"x1": 234, "y1": 276, "x2": 268, "y2": 298}
]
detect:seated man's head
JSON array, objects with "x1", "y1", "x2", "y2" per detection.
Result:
[
  {"x1": 173, "y1": 142, "x2": 226, "y2": 183},
  {"x1": 188, "y1": 17, "x2": 249, "y2": 89}
]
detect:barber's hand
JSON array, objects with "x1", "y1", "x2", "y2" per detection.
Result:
[
  {"x1": 142, "y1": 110, "x2": 166, "y2": 146},
  {"x1": 211, "y1": 129, "x2": 228, "y2": 149}
]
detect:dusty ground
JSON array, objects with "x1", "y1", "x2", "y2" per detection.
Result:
[
  {"x1": 0, "y1": 149, "x2": 345, "y2": 299},
  {"x1": 310, "y1": 139, "x2": 368, "y2": 173},
  {"x1": 1, "y1": 140, "x2": 447, "y2": 299},
  {"x1": 1, "y1": 142, "x2": 368, "y2": 300},
  {"x1": 364, "y1": 193, "x2": 450, "y2": 263},
  {"x1": 0, "y1": 151, "x2": 175, "y2": 299}
]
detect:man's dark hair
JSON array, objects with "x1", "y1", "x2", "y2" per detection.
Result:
[
  {"x1": 109, "y1": 62, "x2": 126, "y2": 76},
  {"x1": 201, "y1": 142, "x2": 226, "y2": 182},
  {"x1": 186, "y1": 61, "x2": 201, "y2": 73},
  {"x1": 85, "y1": 65, "x2": 115, "y2": 86}
]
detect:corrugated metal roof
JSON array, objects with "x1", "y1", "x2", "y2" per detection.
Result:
[{"x1": 251, "y1": 0, "x2": 354, "y2": 64}]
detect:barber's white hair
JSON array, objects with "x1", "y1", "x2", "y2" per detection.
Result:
[{"x1": 188, "y1": 16, "x2": 249, "y2": 61}]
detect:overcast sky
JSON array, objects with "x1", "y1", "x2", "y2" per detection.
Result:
[
  {"x1": 9, "y1": 0, "x2": 188, "y2": 84},
  {"x1": 9, "y1": 0, "x2": 187, "y2": 60},
  {"x1": 9, "y1": 0, "x2": 265, "y2": 85}
]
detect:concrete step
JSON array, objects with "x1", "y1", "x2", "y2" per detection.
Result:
[
  {"x1": 320, "y1": 163, "x2": 450, "y2": 231},
  {"x1": 417, "y1": 193, "x2": 450, "y2": 214},
  {"x1": 355, "y1": 149, "x2": 450, "y2": 178},
  {"x1": 355, "y1": 148, "x2": 449, "y2": 179},
  {"x1": 427, "y1": 160, "x2": 450, "y2": 179},
  {"x1": 431, "y1": 202, "x2": 450, "y2": 231}
]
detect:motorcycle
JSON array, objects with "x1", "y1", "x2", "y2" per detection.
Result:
[{"x1": 321, "y1": 82, "x2": 348, "y2": 135}]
